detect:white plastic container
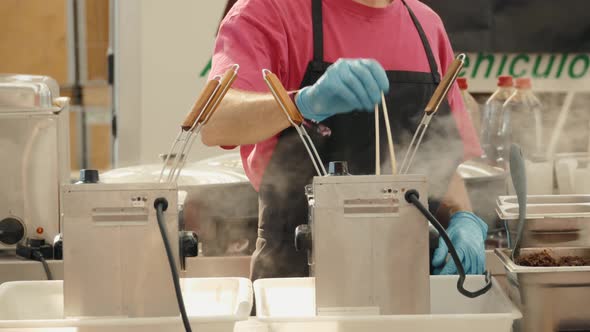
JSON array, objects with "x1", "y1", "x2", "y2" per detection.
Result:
[
  {"x1": 254, "y1": 276, "x2": 521, "y2": 332},
  {"x1": 555, "y1": 154, "x2": 590, "y2": 194},
  {"x1": 506, "y1": 159, "x2": 554, "y2": 195},
  {"x1": 0, "y1": 278, "x2": 253, "y2": 332}
]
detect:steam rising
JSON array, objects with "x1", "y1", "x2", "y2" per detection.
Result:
[
  {"x1": 182, "y1": 182, "x2": 258, "y2": 256},
  {"x1": 179, "y1": 91, "x2": 590, "y2": 259},
  {"x1": 381, "y1": 113, "x2": 465, "y2": 199}
]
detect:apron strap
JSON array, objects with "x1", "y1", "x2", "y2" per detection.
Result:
[
  {"x1": 400, "y1": 0, "x2": 441, "y2": 83},
  {"x1": 312, "y1": 0, "x2": 324, "y2": 63},
  {"x1": 310, "y1": 0, "x2": 441, "y2": 82}
]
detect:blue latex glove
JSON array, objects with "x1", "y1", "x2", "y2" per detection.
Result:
[
  {"x1": 295, "y1": 59, "x2": 389, "y2": 122},
  {"x1": 432, "y1": 211, "x2": 488, "y2": 275}
]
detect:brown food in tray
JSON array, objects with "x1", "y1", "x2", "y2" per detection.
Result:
[
  {"x1": 558, "y1": 255, "x2": 590, "y2": 266},
  {"x1": 516, "y1": 250, "x2": 590, "y2": 267}
]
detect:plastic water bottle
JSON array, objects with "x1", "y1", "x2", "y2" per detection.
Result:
[
  {"x1": 480, "y1": 76, "x2": 515, "y2": 166},
  {"x1": 503, "y1": 78, "x2": 552, "y2": 194},
  {"x1": 502, "y1": 78, "x2": 544, "y2": 157},
  {"x1": 457, "y1": 78, "x2": 481, "y2": 139}
]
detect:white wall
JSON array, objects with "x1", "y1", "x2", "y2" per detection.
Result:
[{"x1": 115, "y1": 0, "x2": 228, "y2": 167}]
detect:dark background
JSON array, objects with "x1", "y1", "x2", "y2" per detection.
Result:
[{"x1": 421, "y1": 0, "x2": 590, "y2": 52}]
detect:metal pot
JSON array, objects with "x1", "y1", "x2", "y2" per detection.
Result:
[{"x1": 100, "y1": 153, "x2": 258, "y2": 256}]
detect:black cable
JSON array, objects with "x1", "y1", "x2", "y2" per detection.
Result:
[
  {"x1": 32, "y1": 251, "x2": 53, "y2": 280},
  {"x1": 405, "y1": 190, "x2": 492, "y2": 298},
  {"x1": 154, "y1": 198, "x2": 192, "y2": 332},
  {"x1": 72, "y1": 0, "x2": 88, "y2": 169}
]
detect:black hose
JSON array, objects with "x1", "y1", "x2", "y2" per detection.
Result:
[
  {"x1": 154, "y1": 198, "x2": 192, "y2": 332},
  {"x1": 405, "y1": 190, "x2": 492, "y2": 298},
  {"x1": 32, "y1": 251, "x2": 53, "y2": 280}
]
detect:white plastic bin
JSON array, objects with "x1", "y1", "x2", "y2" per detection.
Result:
[
  {"x1": 254, "y1": 276, "x2": 521, "y2": 332},
  {"x1": 0, "y1": 277, "x2": 252, "y2": 332},
  {"x1": 555, "y1": 156, "x2": 590, "y2": 194},
  {"x1": 507, "y1": 159, "x2": 553, "y2": 195}
]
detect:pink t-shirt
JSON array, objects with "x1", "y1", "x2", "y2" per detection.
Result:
[{"x1": 210, "y1": 0, "x2": 481, "y2": 191}]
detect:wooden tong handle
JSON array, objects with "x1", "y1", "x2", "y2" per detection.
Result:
[
  {"x1": 263, "y1": 69, "x2": 304, "y2": 126},
  {"x1": 200, "y1": 64, "x2": 239, "y2": 125},
  {"x1": 425, "y1": 54, "x2": 465, "y2": 115},
  {"x1": 181, "y1": 78, "x2": 220, "y2": 130}
]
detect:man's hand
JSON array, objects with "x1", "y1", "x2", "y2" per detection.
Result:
[
  {"x1": 296, "y1": 59, "x2": 389, "y2": 122},
  {"x1": 432, "y1": 211, "x2": 487, "y2": 275}
]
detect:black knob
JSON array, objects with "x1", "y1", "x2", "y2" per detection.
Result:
[
  {"x1": 295, "y1": 224, "x2": 312, "y2": 252},
  {"x1": 78, "y1": 169, "x2": 99, "y2": 184},
  {"x1": 0, "y1": 217, "x2": 25, "y2": 245},
  {"x1": 328, "y1": 161, "x2": 349, "y2": 176},
  {"x1": 180, "y1": 231, "x2": 199, "y2": 257}
]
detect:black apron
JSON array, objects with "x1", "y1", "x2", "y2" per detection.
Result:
[{"x1": 251, "y1": 0, "x2": 464, "y2": 281}]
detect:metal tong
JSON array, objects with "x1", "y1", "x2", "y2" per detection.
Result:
[
  {"x1": 398, "y1": 54, "x2": 466, "y2": 174},
  {"x1": 375, "y1": 92, "x2": 397, "y2": 175},
  {"x1": 262, "y1": 69, "x2": 327, "y2": 176},
  {"x1": 159, "y1": 64, "x2": 239, "y2": 182}
]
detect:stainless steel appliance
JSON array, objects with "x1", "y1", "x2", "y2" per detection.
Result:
[
  {"x1": 61, "y1": 183, "x2": 179, "y2": 317},
  {"x1": 301, "y1": 173, "x2": 431, "y2": 315},
  {"x1": 0, "y1": 75, "x2": 70, "y2": 249},
  {"x1": 496, "y1": 247, "x2": 590, "y2": 332}
]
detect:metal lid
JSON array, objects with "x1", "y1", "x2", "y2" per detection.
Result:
[
  {"x1": 100, "y1": 153, "x2": 248, "y2": 186},
  {"x1": 458, "y1": 159, "x2": 507, "y2": 181},
  {"x1": 0, "y1": 74, "x2": 59, "y2": 109}
]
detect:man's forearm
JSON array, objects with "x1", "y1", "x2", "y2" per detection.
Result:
[
  {"x1": 200, "y1": 88, "x2": 291, "y2": 146},
  {"x1": 435, "y1": 171, "x2": 473, "y2": 228},
  {"x1": 443, "y1": 172, "x2": 472, "y2": 213}
]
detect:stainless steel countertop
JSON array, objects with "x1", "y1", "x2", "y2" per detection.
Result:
[
  {"x1": 0, "y1": 251, "x2": 504, "y2": 285},
  {"x1": 0, "y1": 252, "x2": 251, "y2": 284}
]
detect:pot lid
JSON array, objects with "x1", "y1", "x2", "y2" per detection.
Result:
[{"x1": 101, "y1": 153, "x2": 249, "y2": 186}]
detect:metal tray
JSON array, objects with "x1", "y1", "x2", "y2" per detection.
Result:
[
  {"x1": 500, "y1": 204, "x2": 590, "y2": 219},
  {"x1": 497, "y1": 194, "x2": 590, "y2": 206},
  {"x1": 496, "y1": 247, "x2": 590, "y2": 272},
  {"x1": 496, "y1": 195, "x2": 590, "y2": 247},
  {"x1": 496, "y1": 248, "x2": 590, "y2": 332}
]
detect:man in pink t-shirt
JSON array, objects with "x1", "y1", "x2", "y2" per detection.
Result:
[{"x1": 202, "y1": 0, "x2": 487, "y2": 280}]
